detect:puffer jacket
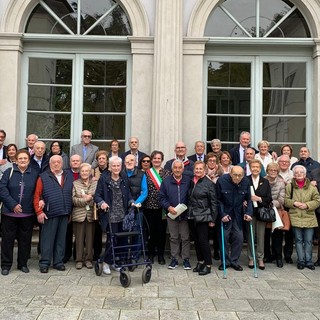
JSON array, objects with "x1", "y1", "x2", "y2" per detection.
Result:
[
  {"x1": 284, "y1": 178, "x2": 320, "y2": 228},
  {"x1": 188, "y1": 176, "x2": 217, "y2": 223},
  {"x1": 265, "y1": 175, "x2": 285, "y2": 209},
  {"x1": 72, "y1": 178, "x2": 97, "y2": 222}
]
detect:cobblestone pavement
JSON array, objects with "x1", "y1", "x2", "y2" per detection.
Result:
[{"x1": 0, "y1": 246, "x2": 319, "y2": 320}]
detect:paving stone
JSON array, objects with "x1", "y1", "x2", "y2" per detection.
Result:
[
  {"x1": 236, "y1": 278, "x2": 272, "y2": 290},
  {"x1": 119, "y1": 309, "x2": 159, "y2": 320},
  {"x1": 298, "y1": 280, "x2": 320, "y2": 290},
  {"x1": 177, "y1": 297, "x2": 216, "y2": 311},
  {"x1": 103, "y1": 296, "x2": 141, "y2": 309},
  {"x1": 204, "y1": 278, "x2": 240, "y2": 289},
  {"x1": 38, "y1": 307, "x2": 81, "y2": 320},
  {"x1": 214, "y1": 299, "x2": 253, "y2": 312},
  {"x1": 258, "y1": 289, "x2": 296, "y2": 300},
  {"x1": 19, "y1": 284, "x2": 58, "y2": 297},
  {"x1": 141, "y1": 297, "x2": 178, "y2": 310},
  {"x1": 125, "y1": 286, "x2": 159, "y2": 298},
  {"x1": 79, "y1": 309, "x2": 120, "y2": 320},
  {"x1": 225, "y1": 288, "x2": 263, "y2": 300},
  {"x1": 285, "y1": 300, "x2": 320, "y2": 313},
  {"x1": 89, "y1": 285, "x2": 124, "y2": 297},
  {"x1": 0, "y1": 284, "x2": 25, "y2": 297},
  {"x1": 160, "y1": 310, "x2": 199, "y2": 320},
  {"x1": 237, "y1": 311, "x2": 278, "y2": 319},
  {"x1": 198, "y1": 311, "x2": 238, "y2": 320},
  {"x1": 28, "y1": 295, "x2": 69, "y2": 308},
  {"x1": 54, "y1": 285, "x2": 91, "y2": 297},
  {"x1": 174, "y1": 277, "x2": 208, "y2": 289},
  {"x1": 275, "y1": 312, "x2": 318, "y2": 320},
  {"x1": 290, "y1": 289, "x2": 320, "y2": 299},
  {"x1": 266, "y1": 280, "x2": 304, "y2": 290},
  {"x1": 248, "y1": 299, "x2": 291, "y2": 312},
  {"x1": 0, "y1": 296, "x2": 32, "y2": 308},
  {"x1": 159, "y1": 286, "x2": 193, "y2": 298},
  {"x1": 193, "y1": 287, "x2": 227, "y2": 299},
  {"x1": 78, "y1": 275, "x2": 112, "y2": 286},
  {"x1": 0, "y1": 307, "x2": 42, "y2": 320},
  {"x1": 46, "y1": 275, "x2": 81, "y2": 286},
  {"x1": 12, "y1": 274, "x2": 49, "y2": 285},
  {"x1": 66, "y1": 296, "x2": 104, "y2": 308}
]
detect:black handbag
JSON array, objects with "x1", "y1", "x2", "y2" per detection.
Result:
[{"x1": 257, "y1": 206, "x2": 276, "y2": 222}]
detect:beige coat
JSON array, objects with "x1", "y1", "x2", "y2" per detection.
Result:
[
  {"x1": 284, "y1": 178, "x2": 320, "y2": 228},
  {"x1": 72, "y1": 178, "x2": 97, "y2": 222}
]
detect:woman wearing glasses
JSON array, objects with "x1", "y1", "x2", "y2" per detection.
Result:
[{"x1": 139, "y1": 155, "x2": 152, "y2": 172}]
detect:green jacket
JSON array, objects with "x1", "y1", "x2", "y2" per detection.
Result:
[{"x1": 284, "y1": 178, "x2": 320, "y2": 228}]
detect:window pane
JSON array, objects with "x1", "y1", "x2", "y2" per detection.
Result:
[
  {"x1": 28, "y1": 85, "x2": 72, "y2": 112},
  {"x1": 208, "y1": 62, "x2": 251, "y2": 87},
  {"x1": 263, "y1": 90, "x2": 306, "y2": 115},
  {"x1": 83, "y1": 88, "x2": 126, "y2": 112},
  {"x1": 84, "y1": 61, "x2": 126, "y2": 85},
  {"x1": 207, "y1": 116, "x2": 250, "y2": 142},
  {"x1": 83, "y1": 115, "x2": 125, "y2": 140},
  {"x1": 263, "y1": 116, "x2": 306, "y2": 142},
  {"x1": 29, "y1": 59, "x2": 72, "y2": 85},
  {"x1": 208, "y1": 89, "x2": 250, "y2": 114},
  {"x1": 27, "y1": 113, "x2": 71, "y2": 139},
  {"x1": 263, "y1": 63, "x2": 306, "y2": 88}
]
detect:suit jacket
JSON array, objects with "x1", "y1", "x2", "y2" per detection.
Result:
[
  {"x1": 229, "y1": 144, "x2": 258, "y2": 165},
  {"x1": 120, "y1": 150, "x2": 147, "y2": 169},
  {"x1": 70, "y1": 143, "x2": 99, "y2": 166},
  {"x1": 0, "y1": 145, "x2": 7, "y2": 160},
  {"x1": 246, "y1": 175, "x2": 272, "y2": 215},
  {"x1": 30, "y1": 154, "x2": 50, "y2": 174},
  {"x1": 188, "y1": 153, "x2": 206, "y2": 163}
]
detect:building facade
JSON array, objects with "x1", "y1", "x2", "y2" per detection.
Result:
[{"x1": 0, "y1": 0, "x2": 319, "y2": 160}]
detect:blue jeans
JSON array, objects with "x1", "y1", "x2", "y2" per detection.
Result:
[{"x1": 292, "y1": 227, "x2": 314, "y2": 266}]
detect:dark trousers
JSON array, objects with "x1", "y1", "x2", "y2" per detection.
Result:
[
  {"x1": 63, "y1": 221, "x2": 74, "y2": 262},
  {"x1": 93, "y1": 220, "x2": 102, "y2": 259},
  {"x1": 144, "y1": 208, "x2": 167, "y2": 257},
  {"x1": 1, "y1": 215, "x2": 34, "y2": 269},
  {"x1": 39, "y1": 215, "x2": 68, "y2": 268},
  {"x1": 219, "y1": 220, "x2": 243, "y2": 265},
  {"x1": 189, "y1": 220, "x2": 212, "y2": 265},
  {"x1": 283, "y1": 228, "x2": 294, "y2": 259},
  {"x1": 316, "y1": 213, "x2": 320, "y2": 260}
]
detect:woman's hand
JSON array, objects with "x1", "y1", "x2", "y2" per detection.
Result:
[
  {"x1": 100, "y1": 202, "x2": 109, "y2": 211},
  {"x1": 13, "y1": 204, "x2": 22, "y2": 214},
  {"x1": 251, "y1": 195, "x2": 261, "y2": 202},
  {"x1": 209, "y1": 222, "x2": 215, "y2": 227}
]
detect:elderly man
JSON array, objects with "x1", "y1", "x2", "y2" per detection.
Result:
[
  {"x1": 188, "y1": 141, "x2": 206, "y2": 162},
  {"x1": 164, "y1": 141, "x2": 194, "y2": 177},
  {"x1": 30, "y1": 141, "x2": 50, "y2": 173},
  {"x1": 121, "y1": 137, "x2": 146, "y2": 169},
  {"x1": 159, "y1": 160, "x2": 191, "y2": 270},
  {"x1": 216, "y1": 166, "x2": 253, "y2": 271},
  {"x1": 229, "y1": 131, "x2": 254, "y2": 165},
  {"x1": 238, "y1": 147, "x2": 266, "y2": 177},
  {"x1": 71, "y1": 130, "x2": 99, "y2": 166},
  {"x1": 34, "y1": 155, "x2": 74, "y2": 273},
  {"x1": 291, "y1": 147, "x2": 320, "y2": 179},
  {"x1": 24, "y1": 133, "x2": 38, "y2": 156},
  {"x1": 0, "y1": 129, "x2": 8, "y2": 165}
]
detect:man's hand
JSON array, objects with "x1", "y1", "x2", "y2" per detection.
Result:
[
  {"x1": 37, "y1": 212, "x2": 48, "y2": 224},
  {"x1": 13, "y1": 204, "x2": 22, "y2": 214},
  {"x1": 209, "y1": 222, "x2": 215, "y2": 227},
  {"x1": 168, "y1": 206, "x2": 177, "y2": 215},
  {"x1": 101, "y1": 202, "x2": 109, "y2": 211},
  {"x1": 244, "y1": 214, "x2": 252, "y2": 221},
  {"x1": 221, "y1": 215, "x2": 231, "y2": 223}
]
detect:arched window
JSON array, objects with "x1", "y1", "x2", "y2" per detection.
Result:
[
  {"x1": 204, "y1": 0, "x2": 313, "y2": 154},
  {"x1": 21, "y1": 0, "x2": 132, "y2": 151}
]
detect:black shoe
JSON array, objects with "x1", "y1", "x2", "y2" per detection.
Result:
[
  {"x1": 158, "y1": 256, "x2": 165, "y2": 265},
  {"x1": 314, "y1": 259, "x2": 320, "y2": 266},
  {"x1": 248, "y1": 264, "x2": 254, "y2": 269},
  {"x1": 264, "y1": 256, "x2": 274, "y2": 263},
  {"x1": 297, "y1": 264, "x2": 305, "y2": 270},
  {"x1": 198, "y1": 265, "x2": 211, "y2": 276},
  {"x1": 276, "y1": 260, "x2": 283, "y2": 268},
  {"x1": 306, "y1": 264, "x2": 315, "y2": 270},
  {"x1": 1, "y1": 268, "x2": 9, "y2": 276},
  {"x1": 218, "y1": 263, "x2": 230, "y2": 270},
  {"x1": 193, "y1": 262, "x2": 204, "y2": 273},
  {"x1": 231, "y1": 264, "x2": 243, "y2": 271},
  {"x1": 18, "y1": 266, "x2": 30, "y2": 273},
  {"x1": 40, "y1": 267, "x2": 48, "y2": 273},
  {"x1": 53, "y1": 265, "x2": 66, "y2": 271},
  {"x1": 285, "y1": 257, "x2": 293, "y2": 264}
]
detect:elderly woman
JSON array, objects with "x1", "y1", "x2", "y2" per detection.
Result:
[
  {"x1": 189, "y1": 161, "x2": 217, "y2": 275},
  {"x1": 48, "y1": 141, "x2": 69, "y2": 170},
  {"x1": 247, "y1": 159, "x2": 273, "y2": 270},
  {"x1": 0, "y1": 143, "x2": 18, "y2": 180},
  {"x1": 280, "y1": 144, "x2": 298, "y2": 166},
  {"x1": 94, "y1": 156, "x2": 134, "y2": 274},
  {"x1": 255, "y1": 140, "x2": 274, "y2": 170},
  {"x1": 210, "y1": 138, "x2": 222, "y2": 159},
  {"x1": 108, "y1": 139, "x2": 121, "y2": 158},
  {"x1": 72, "y1": 163, "x2": 97, "y2": 269},
  {"x1": 144, "y1": 150, "x2": 171, "y2": 264},
  {"x1": 0, "y1": 150, "x2": 39, "y2": 275},
  {"x1": 139, "y1": 154, "x2": 152, "y2": 172},
  {"x1": 284, "y1": 165, "x2": 320, "y2": 270},
  {"x1": 92, "y1": 150, "x2": 108, "y2": 180},
  {"x1": 205, "y1": 152, "x2": 223, "y2": 183},
  {"x1": 265, "y1": 163, "x2": 286, "y2": 267},
  {"x1": 219, "y1": 151, "x2": 233, "y2": 174}
]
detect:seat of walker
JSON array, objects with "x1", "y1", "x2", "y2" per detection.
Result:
[{"x1": 114, "y1": 231, "x2": 140, "y2": 237}]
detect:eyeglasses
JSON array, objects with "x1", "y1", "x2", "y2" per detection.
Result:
[
  {"x1": 207, "y1": 159, "x2": 217, "y2": 163},
  {"x1": 231, "y1": 173, "x2": 243, "y2": 178},
  {"x1": 278, "y1": 161, "x2": 289, "y2": 163},
  {"x1": 142, "y1": 160, "x2": 151, "y2": 163},
  {"x1": 176, "y1": 147, "x2": 186, "y2": 149},
  {"x1": 82, "y1": 135, "x2": 92, "y2": 138},
  {"x1": 268, "y1": 169, "x2": 278, "y2": 172}
]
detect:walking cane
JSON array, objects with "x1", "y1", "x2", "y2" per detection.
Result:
[
  {"x1": 249, "y1": 221, "x2": 258, "y2": 278},
  {"x1": 220, "y1": 222, "x2": 227, "y2": 279}
]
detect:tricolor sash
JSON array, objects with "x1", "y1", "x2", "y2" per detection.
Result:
[{"x1": 147, "y1": 167, "x2": 162, "y2": 190}]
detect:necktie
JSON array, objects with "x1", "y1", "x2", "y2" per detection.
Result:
[
  {"x1": 198, "y1": 156, "x2": 201, "y2": 161},
  {"x1": 83, "y1": 146, "x2": 87, "y2": 160}
]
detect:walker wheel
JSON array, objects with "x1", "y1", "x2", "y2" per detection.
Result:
[
  {"x1": 95, "y1": 261, "x2": 102, "y2": 276},
  {"x1": 120, "y1": 270, "x2": 131, "y2": 287},
  {"x1": 142, "y1": 266, "x2": 152, "y2": 283}
]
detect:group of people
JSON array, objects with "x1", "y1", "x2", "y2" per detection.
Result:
[{"x1": 0, "y1": 129, "x2": 319, "y2": 277}]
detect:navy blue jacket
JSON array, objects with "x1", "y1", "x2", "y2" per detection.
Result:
[
  {"x1": 0, "y1": 164, "x2": 38, "y2": 214},
  {"x1": 164, "y1": 159, "x2": 194, "y2": 177},
  {"x1": 291, "y1": 157, "x2": 320, "y2": 179},
  {"x1": 30, "y1": 154, "x2": 50, "y2": 174},
  {"x1": 159, "y1": 174, "x2": 191, "y2": 221},
  {"x1": 40, "y1": 169, "x2": 73, "y2": 217},
  {"x1": 216, "y1": 174, "x2": 253, "y2": 227}
]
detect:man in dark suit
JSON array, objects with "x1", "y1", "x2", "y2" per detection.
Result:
[
  {"x1": 120, "y1": 136, "x2": 146, "y2": 169},
  {"x1": 24, "y1": 133, "x2": 38, "y2": 156},
  {"x1": 188, "y1": 140, "x2": 206, "y2": 162},
  {"x1": 0, "y1": 129, "x2": 7, "y2": 165},
  {"x1": 30, "y1": 141, "x2": 50, "y2": 174},
  {"x1": 70, "y1": 130, "x2": 99, "y2": 167},
  {"x1": 229, "y1": 131, "x2": 253, "y2": 165}
]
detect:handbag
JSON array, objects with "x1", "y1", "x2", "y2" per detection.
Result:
[
  {"x1": 257, "y1": 205, "x2": 276, "y2": 222},
  {"x1": 278, "y1": 208, "x2": 291, "y2": 231}
]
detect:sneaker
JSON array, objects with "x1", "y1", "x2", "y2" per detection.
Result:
[
  {"x1": 103, "y1": 263, "x2": 111, "y2": 275},
  {"x1": 168, "y1": 258, "x2": 178, "y2": 269},
  {"x1": 183, "y1": 258, "x2": 191, "y2": 270}
]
